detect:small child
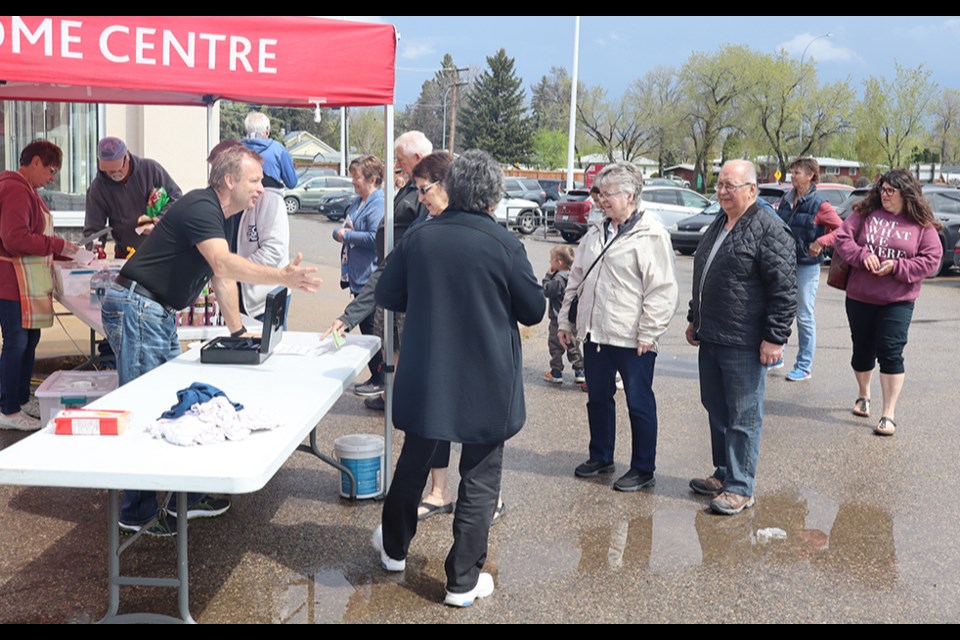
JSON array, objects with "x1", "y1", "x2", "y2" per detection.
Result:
[{"x1": 542, "y1": 245, "x2": 585, "y2": 385}]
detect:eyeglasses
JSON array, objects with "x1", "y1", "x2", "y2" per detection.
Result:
[
  {"x1": 879, "y1": 186, "x2": 899, "y2": 197},
  {"x1": 714, "y1": 182, "x2": 753, "y2": 193},
  {"x1": 101, "y1": 154, "x2": 128, "y2": 178},
  {"x1": 417, "y1": 181, "x2": 439, "y2": 196},
  {"x1": 598, "y1": 190, "x2": 624, "y2": 200},
  {"x1": 46, "y1": 165, "x2": 59, "y2": 176}
]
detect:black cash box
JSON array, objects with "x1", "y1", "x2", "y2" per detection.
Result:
[{"x1": 200, "y1": 287, "x2": 287, "y2": 365}]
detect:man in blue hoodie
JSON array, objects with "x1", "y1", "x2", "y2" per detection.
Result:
[{"x1": 241, "y1": 112, "x2": 298, "y2": 189}]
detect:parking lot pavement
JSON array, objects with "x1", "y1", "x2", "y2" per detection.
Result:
[{"x1": 3, "y1": 220, "x2": 960, "y2": 622}]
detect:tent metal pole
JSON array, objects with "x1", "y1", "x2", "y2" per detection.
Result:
[{"x1": 383, "y1": 104, "x2": 395, "y2": 493}]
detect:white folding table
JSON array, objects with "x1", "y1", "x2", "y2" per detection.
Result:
[
  {"x1": 0, "y1": 332, "x2": 380, "y2": 623},
  {"x1": 54, "y1": 289, "x2": 247, "y2": 369}
]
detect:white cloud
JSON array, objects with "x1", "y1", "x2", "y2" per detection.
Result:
[
  {"x1": 400, "y1": 41, "x2": 436, "y2": 60},
  {"x1": 778, "y1": 33, "x2": 856, "y2": 62}
]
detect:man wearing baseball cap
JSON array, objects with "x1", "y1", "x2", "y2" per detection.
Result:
[{"x1": 84, "y1": 137, "x2": 182, "y2": 258}]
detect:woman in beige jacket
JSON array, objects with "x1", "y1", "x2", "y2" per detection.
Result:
[{"x1": 558, "y1": 162, "x2": 678, "y2": 491}]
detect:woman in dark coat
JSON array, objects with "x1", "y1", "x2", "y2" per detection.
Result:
[{"x1": 373, "y1": 149, "x2": 545, "y2": 606}]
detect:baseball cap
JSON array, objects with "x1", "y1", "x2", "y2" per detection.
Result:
[{"x1": 97, "y1": 137, "x2": 127, "y2": 161}]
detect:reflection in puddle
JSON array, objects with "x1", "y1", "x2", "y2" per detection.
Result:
[
  {"x1": 272, "y1": 568, "x2": 354, "y2": 624},
  {"x1": 695, "y1": 491, "x2": 898, "y2": 588}
]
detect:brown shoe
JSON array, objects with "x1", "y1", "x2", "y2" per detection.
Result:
[
  {"x1": 689, "y1": 476, "x2": 723, "y2": 496},
  {"x1": 710, "y1": 491, "x2": 755, "y2": 515}
]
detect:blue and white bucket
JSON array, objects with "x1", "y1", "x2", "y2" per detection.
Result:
[{"x1": 333, "y1": 434, "x2": 384, "y2": 499}]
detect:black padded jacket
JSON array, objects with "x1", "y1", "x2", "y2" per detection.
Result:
[{"x1": 687, "y1": 201, "x2": 797, "y2": 349}]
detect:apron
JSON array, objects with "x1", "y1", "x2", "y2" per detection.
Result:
[{"x1": 0, "y1": 206, "x2": 56, "y2": 329}]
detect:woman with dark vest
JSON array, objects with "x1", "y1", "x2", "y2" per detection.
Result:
[{"x1": 775, "y1": 157, "x2": 843, "y2": 381}]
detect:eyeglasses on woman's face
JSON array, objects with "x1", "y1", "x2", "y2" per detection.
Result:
[
  {"x1": 417, "y1": 181, "x2": 439, "y2": 196},
  {"x1": 879, "y1": 186, "x2": 900, "y2": 197}
]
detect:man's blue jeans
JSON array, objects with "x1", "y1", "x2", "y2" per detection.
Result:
[
  {"x1": 101, "y1": 282, "x2": 194, "y2": 524},
  {"x1": 698, "y1": 341, "x2": 766, "y2": 497},
  {"x1": 0, "y1": 299, "x2": 41, "y2": 415},
  {"x1": 583, "y1": 341, "x2": 658, "y2": 473},
  {"x1": 792, "y1": 263, "x2": 821, "y2": 373}
]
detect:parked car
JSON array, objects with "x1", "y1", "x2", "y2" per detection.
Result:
[
  {"x1": 837, "y1": 183, "x2": 959, "y2": 276},
  {"x1": 954, "y1": 236, "x2": 960, "y2": 271},
  {"x1": 758, "y1": 182, "x2": 854, "y2": 209},
  {"x1": 313, "y1": 190, "x2": 356, "y2": 222},
  {"x1": 296, "y1": 167, "x2": 338, "y2": 181},
  {"x1": 282, "y1": 176, "x2": 354, "y2": 214},
  {"x1": 554, "y1": 189, "x2": 593, "y2": 243},
  {"x1": 537, "y1": 178, "x2": 565, "y2": 202},
  {"x1": 504, "y1": 177, "x2": 547, "y2": 205},
  {"x1": 669, "y1": 198, "x2": 778, "y2": 255},
  {"x1": 670, "y1": 201, "x2": 722, "y2": 255},
  {"x1": 494, "y1": 196, "x2": 542, "y2": 234},
  {"x1": 554, "y1": 185, "x2": 709, "y2": 243},
  {"x1": 640, "y1": 185, "x2": 711, "y2": 227}
]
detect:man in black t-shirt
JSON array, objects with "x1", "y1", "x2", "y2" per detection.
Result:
[{"x1": 100, "y1": 145, "x2": 322, "y2": 536}]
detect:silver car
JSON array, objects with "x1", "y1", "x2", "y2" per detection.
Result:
[{"x1": 282, "y1": 176, "x2": 354, "y2": 214}]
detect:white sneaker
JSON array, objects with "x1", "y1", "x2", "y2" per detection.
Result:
[
  {"x1": 0, "y1": 411, "x2": 41, "y2": 431},
  {"x1": 21, "y1": 398, "x2": 41, "y2": 420},
  {"x1": 444, "y1": 572, "x2": 494, "y2": 607},
  {"x1": 371, "y1": 525, "x2": 405, "y2": 572}
]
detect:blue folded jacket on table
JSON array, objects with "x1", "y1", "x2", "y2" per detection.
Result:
[{"x1": 160, "y1": 382, "x2": 244, "y2": 419}]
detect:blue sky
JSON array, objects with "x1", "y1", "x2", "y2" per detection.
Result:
[{"x1": 333, "y1": 16, "x2": 960, "y2": 108}]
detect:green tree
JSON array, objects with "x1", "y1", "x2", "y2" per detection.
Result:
[
  {"x1": 738, "y1": 49, "x2": 853, "y2": 176},
  {"x1": 531, "y1": 66, "x2": 572, "y2": 131},
  {"x1": 347, "y1": 108, "x2": 385, "y2": 157},
  {"x1": 930, "y1": 88, "x2": 960, "y2": 165},
  {"x1": 531, "y1": 129, "x2": 568, "y2": 169},
  {"x1": 219, "y1": 101, "x2": 339, "y2": 150},
  {"x1": 577, "y1": 85, "x2": 651, "y2": 163},
  {"x1": 680, "y1": 46, "x2": 752, "y2": 192},
  {"x1": 458, "y1": 49, "x2": 534, "y2": 164},
  {"x1": 854, "y1": 63, "x2": 938, "y2": 168},
  {"x1": 627, "y1": 65, "x2": 684, "y2": 175},
  {"x1": 397, "y1": 53, "x2": 470, "y2": 151}
]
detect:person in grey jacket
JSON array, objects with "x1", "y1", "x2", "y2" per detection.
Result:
[
  {"x1": 558, "y1": 162, "x2": 679, "y2": 492},
  {"x1": 372, "y1": 150, "x2": 544, "y2": 607},
  {"x1": 84, "y1": 137, "x2": 181, "y2": 258},
  {"x1": 686, "y1": 160, "x2": 797, "y2": 515}
]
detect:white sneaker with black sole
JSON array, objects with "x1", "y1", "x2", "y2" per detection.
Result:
[
  {"x1": 444, "y1": 572, "x2": 494, "y2": 607},
  {"x1": 166, "y1": 496, "x2": 231, "y2": 519},
  {"x1": 371, "y1": 525, "x2": 405, "y2": 571}
]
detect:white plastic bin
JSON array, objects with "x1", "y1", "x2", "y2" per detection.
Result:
[{"x1": 35, "y1": 370, "x2": 119, "y2": 424}]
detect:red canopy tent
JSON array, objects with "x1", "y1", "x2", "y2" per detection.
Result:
[
  {"x1": 0, "y1": 15, "x2": 395, "y2": 107},
  {"x1": 0, "y1": 14, "x2": 402, "y2": 487}
]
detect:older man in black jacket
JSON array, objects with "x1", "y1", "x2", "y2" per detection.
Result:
[
  {"x1": 372, "y1": 150, "x2": 545, "y2": 607},
  {"x1": 685, "y1": 159, "x2": 797, "y2": 515}
]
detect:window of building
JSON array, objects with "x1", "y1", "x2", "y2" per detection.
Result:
[
  {"x1": 2, "y1": 100, "x2": 97, "y2": 213},
  {"x1": 824, "y1": 165, "x2": 840, "y2": 175}
]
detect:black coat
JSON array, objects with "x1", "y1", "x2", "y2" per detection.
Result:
[
  {"x1": 375, "y1": 209, "x2": 545, "y2": 444},
  {"x1": 687, "y1": 202, "x2": 797, "y2": 349}
]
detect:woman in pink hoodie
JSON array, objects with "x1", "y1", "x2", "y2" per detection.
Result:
[{"x1": 833, "y1": 170, "x2": 942, "y2": 436}]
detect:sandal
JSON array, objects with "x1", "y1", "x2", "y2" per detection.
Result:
[
  {"x1": 875, "y1": 416, "x2": 897, "y2": 436},
  {"x1": 852, "y1": 397, "x2": 870, "y2": 417},
  {"x1": 417, "y1": 500, "x2": 454, "y2": 521}
]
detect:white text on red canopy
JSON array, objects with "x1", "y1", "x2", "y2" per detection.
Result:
[{"x1": 0, "y1": 16, "x2": 278, "y2": 74}]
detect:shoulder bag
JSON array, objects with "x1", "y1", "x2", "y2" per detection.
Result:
[{"x1": 827, "y1": 214, "x2": 865, "y2": 291}]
